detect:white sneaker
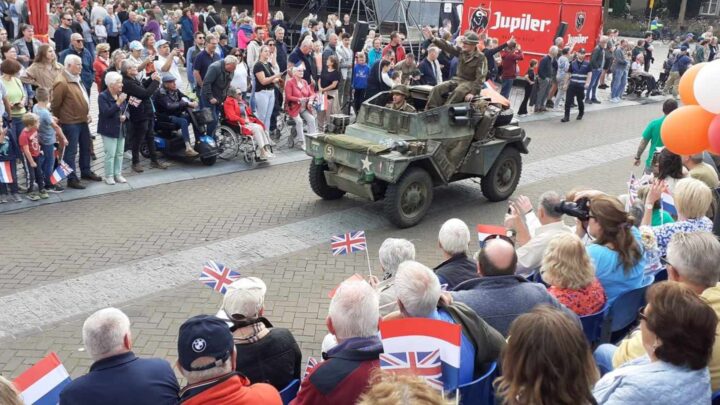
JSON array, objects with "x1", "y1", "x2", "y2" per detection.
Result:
[
  {"x1": 124, "y1": 151, "x2": 132, "y2": 159},
  {"x1": 105, "y1": 177, "x2": 116, "y2": 185},
  {"x1": 115, "y1": 175, "x2": 127, "y2": 183}
]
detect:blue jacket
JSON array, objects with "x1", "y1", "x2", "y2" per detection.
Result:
[
  {"x1": 180, "y1": 16, "x2": 194, "y2": 42},
  {"x1": 417, "y1": 58, "x2": 440, "y2": 86},
  {"x1": 121, "y1": 20, "x2": 142, "y2": 45},
  {"x1": 58, "y1": 47, "x2": 94, "y2": 88},
  {"x1": 593, "y1": 356, "x2": 711, "y2": 404},
  {"x1": 96, "y1": 90, "x2": 127, "y2": 138},
  {"x1": 59, "y1": 352, "x2": 179, "y2": 405}
]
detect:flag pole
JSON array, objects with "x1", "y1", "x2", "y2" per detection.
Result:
[
  {"x1": 455, "y1": 388, "x2": 460, "y2": 404},
  {"x1": 365, "y1": 248, "x2": 373, "y2": 277}
]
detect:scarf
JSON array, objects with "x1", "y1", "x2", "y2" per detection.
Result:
[{"x1": 63, "y1": 70, "x2": 89, "y2": 107}]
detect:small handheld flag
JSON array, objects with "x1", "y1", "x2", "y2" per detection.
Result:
[
  {"x1": 199, "y1": 260, "x2": 242, "y2": 294},
  {"x1": 626, "y1": 173, "x2": 639, "y2": 211},
  {"x1": 661, "y1": 193, "x2": 677, "y2": 216},
  {"x1": 0, "y1": 161, "x2": 13, "y2": 183},
  {"x1": 380, "y1": 350, "x2": 444, "y2": 390},
  {"x1": 476, "y1": 224, "x2": 507, "y2": 246},
  {"x1": 302, "y1": 357, "x2": 319, "y2": 381},
  {"x1": 14, "y1": 353, "x2": 72, "y2": 405},
  {"x1": 331, "y1": 231, "x2": 367, "y2": 256},
  {"x1": 50, "y1": 161, "x2": 73, "y2": 185}
]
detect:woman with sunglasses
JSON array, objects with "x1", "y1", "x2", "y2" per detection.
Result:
[
  {"x1": 580, "y1": 195, "x2": 646, "y2": 306},
  {"x1": 593, "y1": 282, "x2": 716, "y2": 404}
]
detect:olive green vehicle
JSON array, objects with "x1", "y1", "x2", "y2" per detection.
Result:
[{"x1": 305, "y1": 85, "x2": 531, "y2": 228}]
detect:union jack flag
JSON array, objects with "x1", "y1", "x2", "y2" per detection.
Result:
[
  {"x1": 379, "y1": 350, "x2": 443, "y2": 390},
  {"x1": 302, "y1": 357, "x2": 318, "y2": 381},
  {"x1": 330, "y1": 231, "x2": 367, "y2": 256},
  {"x1": 199, "y1": 260, "x2": 242, "y2": 294}
]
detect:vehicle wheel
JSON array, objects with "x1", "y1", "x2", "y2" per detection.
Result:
[
  {"x1": 309, "y1": 162, "x2": 345, "y2": 200},
  {"x1": 201, "y1": 156, "x2": 217, "y2": 166},
  {"x1": 216, "y1": 126, "x2": 239, "y2": 160},
  {"x1": 384, "y1": 167, "x2": 434, "y2": 228},
  {"x1": 140, "y1": 141, "x2": 151, "y2": 159},
  {"x1": 481, "y1": 147, "x2": 522, "y2": 202}
]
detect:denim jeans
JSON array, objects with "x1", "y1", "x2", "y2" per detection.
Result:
[
  {"x1": 40, "y1": 143, "x2": 55, "y2": 186},
  {"x1": 101, "y1": 135, "x2": 125, "y2": 178},
  {"x1": 61, "y1": 122, "x2": 92, "y2": 180},
  {"x1": 200, "y1": 98, "x2": 219, "y2": 138},
  {"x1": 10, "y1": 116, "x2": 28, "y2": 187},
  {"x1": 29, "y1": 153, "x2": 45, "y2": 190},
  {"x1": 611, "y1": 67, "x2": 628, "y2": 99},
  {"x1": 167, "y1": 116, "x2": 191, "y2": 143},
  {"x1": 500, "y1": 78, "x2": 514, "y2": 99},
  {"x1": 594, "y1": 344, "x2": 618, "y2": 375},
  {"x1": 585, "y1": 68, "x2": 602, "y2": 100}
]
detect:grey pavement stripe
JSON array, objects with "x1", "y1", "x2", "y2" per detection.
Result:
[{"x1": 0, "y1": 137, "x2": 638, "y2": 339}]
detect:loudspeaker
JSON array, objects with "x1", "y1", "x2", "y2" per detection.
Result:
[{"x1": 350, "y1": 21, "x2": 370, "y2": 53}]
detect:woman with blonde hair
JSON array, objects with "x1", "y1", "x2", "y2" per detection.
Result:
[
  {"x1": 21, "y1": 44, "x2": 64, "y2": 98},
  {"x1": 495, "y1": 306, "x2": 599, "y2": 405},
  {"x1": 0, "y1": 375, "x2": 23, "y2": 405},
  {"x1": 357, "y1": 371, "x2": 452, "y2": 405},
  {"x1": 542, "y1": 233, "x2": 606, "y2": 316}
]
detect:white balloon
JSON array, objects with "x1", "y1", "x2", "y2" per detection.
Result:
[{"x1": 694, "y1": 59, "x2": 720, "y2": 114}]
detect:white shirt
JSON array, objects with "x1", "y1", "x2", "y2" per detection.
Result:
[
  {"x1": 336, "y1": 44, "x2": 353, "y2": 80},
  {"x1": 431, "y1": 59, "x2": 443, "y2": 84},
  {"x1": 516, "y1": 221, "x2": 574, "y2": 275},
  {"x1": 154, "y1": 54, "x2": 183, "y2": 86},
  {"x1": 90, "y1": 5, "x2": 109, "y2": 27},
  {"x1": 230, "y1": 61, "x2": 249, "y2": 92}
]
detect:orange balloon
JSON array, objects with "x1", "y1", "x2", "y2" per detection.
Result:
[
  {"x1": 661, "y1": 105, "x2": 715, "y2": 155},
  {"x1": 679, "y1": 63, "x2": 706, "y2": 105}
]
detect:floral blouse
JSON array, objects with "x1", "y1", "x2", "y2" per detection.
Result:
[
  {"x1": 548, "y1": 278, "x2": 607, "y2": 316},
  {"x1": 653, "y1": 217, "x2": 713, "y2": 257}
]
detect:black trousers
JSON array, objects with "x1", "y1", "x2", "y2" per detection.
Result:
[
  {"x1": 353, "y1": 88, "x2": 366, "y2": 115},
  {"x1": 517, "y1": 84, "x2": 532, "y2": 115},
  {"x1": 131, "y1": 119, "x2": 157, "y2": 164},
  {"x1": 269, "y1": 87, "x2": 283, "y2": 132},
  {"x1": 564, "y1": 85, "x2": 585, "y2": 119},
  {"x1": 108, "y1": 35, "x2": 120, "y2": 53}
]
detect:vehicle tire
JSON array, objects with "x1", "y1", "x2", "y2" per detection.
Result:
[
  {"x1": 384, "y1": 167, "x2": 434, "y2": 228},
  {"x1": 493, "y1": 108, "x2": 514, "y2": 127},
  {"x1": 309, "y1": 162, "x2": 346, "y2": 200},
  {"x1": 481, "y1": 147, "x2": 522, "y2": 202},
  {"x1": 201, "y1": 156, "x2": 217, "y2": 166},
  {"x1": 140, "y1": 141, "x2": 151, "y2": 159},
  {"x1": 216, "y1": 126, "x2": 239, "y2": 160}
]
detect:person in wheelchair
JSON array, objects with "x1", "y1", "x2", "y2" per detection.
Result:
[
  {"x1": 153, "y1": 75, "x2": 200, "y2": 157},
  {"x1": 223, "y1": 87, "x2": 275, "y2": 160},
  {"x1": 284, "y1": 62, "x2": 318, "y2": 149},
  {"x1": 630, "y1": 54, "x2": 660, "y2": 97}
]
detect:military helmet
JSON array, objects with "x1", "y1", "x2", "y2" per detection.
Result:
[
  {"x1": 390, "y1": 84, "x2": 410, "y2": 97},
  {"x1": 463, "y1": 31, "x2": 480, "y2": 45}
]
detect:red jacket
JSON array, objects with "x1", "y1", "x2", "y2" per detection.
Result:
[
  {"x1": 180, "y1": 373, "x2": 281, "y2": 405},
  {"x1": 223, "y1": 97, "x2": 264, "y2": 135},
  {"x1": 500, "y1": 49, "x2": 524, "y2": 79},
  {"x1": 284, "y1": 78, "x2": 315, "y2": 118},
  {"x1": 93, "y1": 57, "x2": 109, "y2": 89},
  {"x1": 383, "y1": 43, "x2": 406, "y2": 63}
]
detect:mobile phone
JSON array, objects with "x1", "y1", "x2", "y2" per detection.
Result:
[{"x1": 154, "y1": 55, "x2": 159, "y2": 61}]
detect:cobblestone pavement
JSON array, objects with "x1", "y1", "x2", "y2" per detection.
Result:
[{"x1": 0, "y1": 91, "x2": 667, "y2": 379}]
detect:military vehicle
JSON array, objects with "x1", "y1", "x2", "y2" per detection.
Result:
[{"x1": 304, "y1": 85, "x2": 531, "y2": 228}]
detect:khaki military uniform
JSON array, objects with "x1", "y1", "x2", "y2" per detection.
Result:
[
  {"x1": 426, "y1": 38, "x2": 488, "y2": 109},
  {"x1": 386, "y1": 101, "x2": 416, "y2": 112}
]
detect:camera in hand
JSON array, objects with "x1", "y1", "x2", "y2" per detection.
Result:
[{"x1": 554, "y1": 197, "x2": 590, "y2": 221}]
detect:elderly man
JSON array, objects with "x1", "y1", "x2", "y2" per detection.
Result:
[
  {"x1": 535, "y1": 46, "x2": 558, "y2": 112},
  {"x1": 385, "y1": 84, "x2": 416, "y2": 112},
  {"x1": 418, "y1": 47, "x2": 443, "y2": 86},
  {"x1": 683, "y1": 153, "x2": 720, "y2": 190},
  {"x1": 451, "y1": 238, "x2": 575, "y2": 336},
  {"x1": 594, "y1": 232, "x2": 720, "y2": 390},
  {"x1": 394, "y1": 53, "x2": 419, "y2": 85},
  {"x1": 293, "y1": 280, "x2": 383, "y2": 404},
  {"x1": 434, "y1": 218, "x2": 477, "y2": 289},
  {"x1": 393, "y1": 261, "x2": 505, "y2": 384},
  {"x1": 59, "y1": 308, "x2": 179, "y2": 404},
  {"x1": 610, "y1": 39, "x2": 630, "y2": 103},
  {"x1": 104, "y1": 4, "x2": 122, "y2": 52},
  {"x1": 586, "y1": 35, "x2": 608, "y2": 104},
  {"x1": 422, "y1": 28, "x2": 488, "y2": 110},
  {"x1": 201, "y1": 55, "x2": 237, "y2": 138},
  {"x1": 322, "y1": 33, "x2": 339, "y2": 67},
  {"x1": 59, "y1": 33, "x2": 95, "y2": 95},
  {"x1": 289, "y1": 38, "x2": 315, "y2": 84},
  {"x1": 177, "y1": 315, "x2": 282, "y2": 404},
  {"x1": 13, "y1": 24, "x2": 40, "y2": 67},
  {"x1": 153, "y1": 75, "x2": 198, "y2": 156},
  {"x1": 54, "y1": 12, "x2": 74, "y2": 53},
  {"x1": 52, "y1": 55, "x2": 101, "y2": 189},
  {"x1": 154, "y1": 39, "x2": 184, "y2": 86},
  {"x1": 372, "y1": 238, "x2": 416, "y2": 316},
  {"x1": 121, "y1": 11, "x2": 142, "y2": 47},
  {"x1": 504, "y1": 193, "x2": 573, "y2": 275}
]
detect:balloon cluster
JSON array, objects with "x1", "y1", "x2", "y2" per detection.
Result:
[{"x1": 661, "y1": 60, "x2": 720, "y2": 155}]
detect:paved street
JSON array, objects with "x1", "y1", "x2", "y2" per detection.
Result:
[{"x1": 0, "y1": 98, "x2": 665, "y2": 380}]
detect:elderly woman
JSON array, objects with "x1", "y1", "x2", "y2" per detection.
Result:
[
  {"x1": 643, "y1": 177, "x2": 714, "y2": 256},
  {"x1": 371, "y1": 238, "x2": 416, "y2": 316},
  {"x1": 222, "y1": 277, "x2": 302, "y2": 391},
  {"x1": 223, "y1": 87, "x2": 274, "y2": 160},
  {"x1": 593, "y1": 282, "x2": 716, "y2": 403},
  {"x1": 98, "y1": 49, "x2": 126, "y2": 92},
  {"x1": 93, "y1": 43, "x2": 111, "y2": 90},
  {"x1": 21, "y1": 44, "x2": 64, "y2": 99},
  {"x1": 253, "y1": 45, "x2": 281, "y2": 130},
  {"x1": 97, "y1": 72, "x2": 128, "y2": 185},
  {"x1": 284, "y1": 62, "x2": 317, "y2": 149},
  {"x1": 140, "y1": 32, "x2": 158, "y2": 75},
  {"x1": 541, "y1": 233, "x2": 606, "y2": 316}
]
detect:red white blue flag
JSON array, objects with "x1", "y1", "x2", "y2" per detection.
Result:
[
  {"x1": 302, "y1": 357, "x2": 318, "y2": 381},
  {"x1": 661, "y1": 192, "x2": 677, "y2": 216},
  {"x1": 14, "y1": 352, "x2": 71, "y2": 405},
  {"x1": 476, "y1": 224, "x2": 507, "y2": 246},
  {"x1": 330, "y1": 231, "x2": 367, "y2": 256},
  {"x1": 0, "y1": 161, "x2": 13, "y2": 183},
  {"x1": 380, "y1": 318, "x2": 462, "y2": 391},
  {"x1": 380, "y1": 350, "x2": 444, "y2": 390},
  {"x1": 199, "y1": 260, "x2": 242, "y2": 294},
  {"x1": 50, "y1": 161, "x2": 73, "y2": 185}
]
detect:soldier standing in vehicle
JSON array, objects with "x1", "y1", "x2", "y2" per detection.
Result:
[
  {"x1": 385, "y1": 84, "x2": 416, "y2": 112},
  {"x1": 421, "y1": 27, "x2": 488, "y2": 110}
]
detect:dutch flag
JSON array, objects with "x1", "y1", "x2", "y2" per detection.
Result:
[
  {"x1": 13, "y1": 353, "x2": 72, "y2": 405},
  {"x1": 661, "y1": 192, "x2": 677, "y2": 216},
  {"x1": 380, "y1": 318, "x2": 462, "y2": 391},
  {"x1": 50, "y1": 161, "x2": 73, "y2": 185},
  {"x1": 0, "y1": 161, "x2": 13, "y2": 183},
  {"x1": 476, "y1": 224, "x2": 508, "y2": 246}
]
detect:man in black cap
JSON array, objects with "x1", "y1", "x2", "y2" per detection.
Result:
[
  {"x1": 176, "y1": 315, "x2": 282, "y2": 404},
  {"x1": 561, "y1": 48, "x2": 591, "y2": 123},
  {"x1": 385, "y1": 84, "x2": 416, "y2": 112}
]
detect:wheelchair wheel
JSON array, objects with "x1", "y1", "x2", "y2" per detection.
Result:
[
  {"x1": 288, "y1": 127, "x2": 297, "y2": 148},
  {"x1": 216, "y1": 125, "x2": 239, "y2": 160},
  {"x1": 238, "y1": 136, "x2": 257, "y2": 166},
  {"x1": 140, "y1": 141, "x2": 151, "y2": 159}
]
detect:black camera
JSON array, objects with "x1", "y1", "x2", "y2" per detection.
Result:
[{"x1": 554, "y1": 197, "x2": 591, "y2": 221}]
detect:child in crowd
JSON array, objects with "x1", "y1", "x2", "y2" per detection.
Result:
[
  {"x1": 352, "y1": 52, "x2": 369, "y2": 115},
  {"x1": 517, "y1": 59, "x2": 537, "y2": 116},
  {"x1": 33, "y1": 88, "x2": 67, "y2": 192},
  {"x1": 0, "y1": 124, "x2": 20, "y2": 203},
  {"x1": 18, "y1": 112, "x2": 48, "y2": 201},
  {"x1": 94, "y1": 18, "x2": 107, "y2": 44}
]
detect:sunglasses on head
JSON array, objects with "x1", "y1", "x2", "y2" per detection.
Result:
[{"x1": 478, "y1": 233, "x2": 515, "y2": 248}]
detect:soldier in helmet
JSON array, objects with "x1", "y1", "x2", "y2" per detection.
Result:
[
  {"x1": 422, "y1": 27, "x2": 488, "y2": 109},
  {"x1": 385, "y1": 84, "x2": 416, "y2": 112}
]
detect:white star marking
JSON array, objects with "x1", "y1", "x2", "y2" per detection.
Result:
[{"x1": 361, "y1": 155, "x2": 372, "y2": 171}]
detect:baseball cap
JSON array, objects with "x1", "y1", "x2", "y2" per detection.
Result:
[
  {"x1": 178, "y1": 315, "x2": 234, "y2": 372},
  {"x1": 129, "y1": 41, "x2": 143, "y2": 51},
  {"x1": 154, "y1": 39, "x2": 169, "y2": 49},
  {"x1": 161, "y1": 74, "x2": 176, "y2": 83},
  {"x1": 222, "y1": 277, "x2": 267, "y2": 320}
]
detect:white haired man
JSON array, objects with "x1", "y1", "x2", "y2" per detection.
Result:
[
  {"x1": 372, "y1": 238, "x2": 416, "y2": 316},
  {"x1": 177, "y1": 315, "x2": 282, "y2": 404},
  {"x1": 58, "y1": 33, "x2": 95, "y2": 95},
  {"x1": 393, "y1": 261, "x2": 505, "y2": 385},
  {"x1": 293, "y1": 280, "x2": 383, "y2": 404},
  {"x1": 434, "y1": 218, "x2": 477, "y2": 289},
  {"x1": 59, "y1": 308, "x2": 179, "y2": 404},
  {"x1": 201, "y1": 55, "x2": 237, "y2": 138},
  {"x1": 594, "y1": 232, "x2": 720, "y2": 390}
]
